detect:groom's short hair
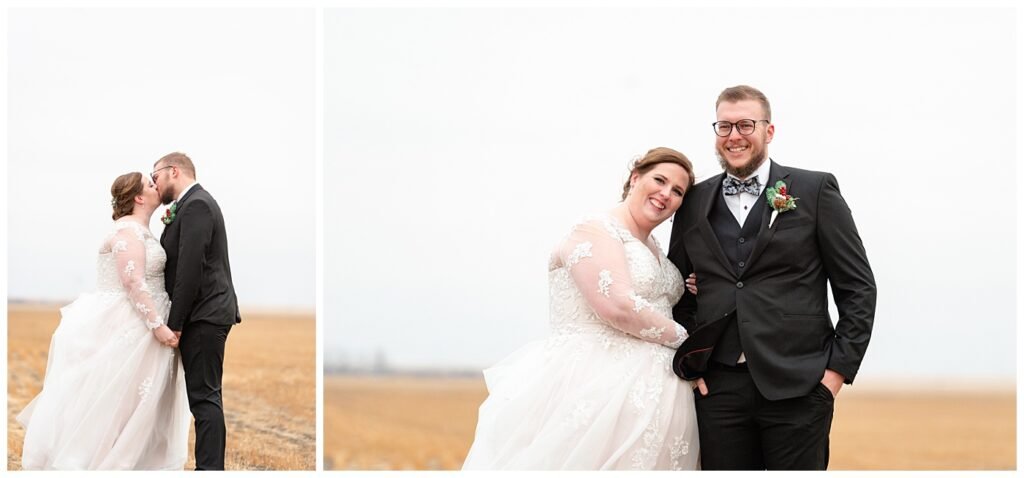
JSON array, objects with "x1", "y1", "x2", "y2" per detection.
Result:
[
  {"x1": 157, "y1": 152, "x2": 197, "y2": 179},
  {"x1": 716, "y1": 85, "x2": 772, "y2": 122}
]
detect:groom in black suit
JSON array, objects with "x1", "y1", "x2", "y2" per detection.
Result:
[
  {"x1": 153, "y1": 152, "x2": 241, "y2": 470},
  {"x1": 668, "y1": 86, "x2": 876, "y2": 470}
]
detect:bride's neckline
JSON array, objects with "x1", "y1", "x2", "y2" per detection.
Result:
[
  {"x1": 605, "y1": 214, "x2": 652, "y2": 244},
  {"x1": 604, "y1": 214, "x2": 662, "y2": 266}
]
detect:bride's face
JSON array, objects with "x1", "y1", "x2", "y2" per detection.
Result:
[
  {"x1": 627, "y1": 162, "x2": 690, "y2": 226},
  {"x1": 139, "y1": 176, "x2": 161, "y2": 209}
]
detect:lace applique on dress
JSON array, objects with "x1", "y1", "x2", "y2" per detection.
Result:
[
  {"x1": 629, "y1": 292, "x2": 653, "y2": 312},
  {"x1": 137, "y1": 376, "x2": 154, "y2": 405},
  {"x1": 566, "y1": 242, "x2": 593, "y2": 269},
  {"x1": 666, "y1": 323, "x2": 687, "y2": 349},
  {"x1": 639, "y1": 326, "x2": 665, "y2": 340},
  {"x1": 597, "y1": 270, "x2": 613, "y2": 297},
  {"x1": 630, "y1": 408, "x2": 664, "y2": 470},
  {"x1": 670, "y1": 434, "x2": 691, "y2": 470}
]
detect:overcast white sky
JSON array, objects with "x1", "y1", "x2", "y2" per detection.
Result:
[
  {"x1": 7, "y1": 8, "x2": 315, "y2": 310},
  {"x1": 324, "y1": 6, "x2": 1018, "y2": 382}
]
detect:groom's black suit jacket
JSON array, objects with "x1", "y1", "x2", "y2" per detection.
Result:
[
  {"x1": 668, "y1": 160, "x2": 875, "y2": 401},
  {"x1": 161, "y1": 184, "x2": 241, "y2": 331}
]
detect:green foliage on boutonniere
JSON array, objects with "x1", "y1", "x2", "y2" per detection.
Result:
[
  {"x1": 765, "y1": 180, "x2": 798, "y2": 213},
  {"x1": 765, "y1": 181, "x2": 798, "y2": 228},
  {"x1": 161, "y1": 202, "x2": 178, "y2": 225}
]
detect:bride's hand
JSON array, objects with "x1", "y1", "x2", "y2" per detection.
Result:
[
  {"x1": 686, "y1": 273, "x2": 698, "y2": 295},
  {"x1": 153, "y1": 325, "x2": 179, "y2": 348}
]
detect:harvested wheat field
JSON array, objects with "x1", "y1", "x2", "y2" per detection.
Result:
[
  {"x1": 7, "y1": 303, "x2": 315, "y2": 471},
  {"x1": 324, "y1": 374, "x2": 1016, "y2": 470}
]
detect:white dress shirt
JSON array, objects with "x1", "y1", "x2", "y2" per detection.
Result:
[
  {"x1": 723, "y1": 159, "x2": 772, "y2": 227},
  {"x1": 175, "y1": 181, "x2": 199, "y2": 204}
]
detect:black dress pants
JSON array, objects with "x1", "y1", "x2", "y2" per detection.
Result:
[
  {"x1": 694, "y1": 362, "x2": 834, "y2": 470},
  {"x1": 179, "y1": 321, "x2": 233, "y2": 471}
]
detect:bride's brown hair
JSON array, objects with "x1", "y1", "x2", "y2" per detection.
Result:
[
  {"x1": 111, "y1": 172, "x2": 144, "y2": 221},
  {"x1": 621, "y1": 147, "x2": 695, "y2": 200}
]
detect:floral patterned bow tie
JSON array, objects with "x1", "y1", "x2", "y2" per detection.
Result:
[{"x1": 722, "y1": 176, "x2": 761, "y2": 196}]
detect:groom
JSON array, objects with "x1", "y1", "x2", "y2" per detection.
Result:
[
  {"x1": 152, "y1": 152, "x2": 241, "y2": 470},
  {"x1": 668, "y1": 85, "x2": 876, "y2": 470}
]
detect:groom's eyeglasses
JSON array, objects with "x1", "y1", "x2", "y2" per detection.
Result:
[
  {"x1": 151, "y1": 166, "x2": 174, "y2": 181},
  {"x1": 712, "y1": 119, "x2": 770, "y2": 137}
]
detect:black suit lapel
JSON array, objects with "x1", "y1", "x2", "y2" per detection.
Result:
[
  {"x1": 696, "y1": 172, "x2": 734, "y2": 276},
  {"x1": 176, "y1": 183, "x2": 203, "y2": 208},
  {"x1": 741, "y1": 160, "x2": 790, "y2": 276}
]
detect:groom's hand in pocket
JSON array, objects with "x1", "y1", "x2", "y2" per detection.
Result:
[
  {"x1": 693, "y1": 377, "x2": 709, "y2": 396},
  {"x1": 820, "y1": 369, "x2": 845, "y2": 398}
]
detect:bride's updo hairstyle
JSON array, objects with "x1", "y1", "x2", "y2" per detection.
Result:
[
  {"x1": 621, "y1": 147, "x2": 695, "y2": 200},
  {"x1": 111, "y1": 172, "x2": 144, "y2": 221}
]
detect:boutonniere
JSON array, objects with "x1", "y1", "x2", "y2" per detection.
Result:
[
  {"x1": 765, "y1": 180, "x2": 798, "y2": 228},
  {"x1": 161, "y1": 202, "x2": 178, "y2": 225}
]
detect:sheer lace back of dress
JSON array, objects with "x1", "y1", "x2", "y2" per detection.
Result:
[
  {"x1": 96, "y1": 219, "x2": 169, "y2": 330},
  {"x1": 97, "y1": 221, "x2": 165, "y2": 291}
]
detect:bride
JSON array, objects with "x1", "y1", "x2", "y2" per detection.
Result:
[
  {"x1": 17, "y1": 172, "x2": 191, "y2": 470},
  {"x1": 463, "y1": 147, "x2": 700, "y2": 470}
]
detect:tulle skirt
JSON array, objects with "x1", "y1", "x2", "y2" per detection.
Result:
[
  {"x1": 17, "y1": 291, "x2": 190, "y2": 470},
  {"x1": 463, "y1": 323, "x2": 700, "y2": 470}
]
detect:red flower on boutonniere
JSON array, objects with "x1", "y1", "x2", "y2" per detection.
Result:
[
  {"x1": 161, "y1": 202, "x2": 178, "y2": 225},
  {"x1": 765, "y1": 180, "x2": 798, "y2": 228}
]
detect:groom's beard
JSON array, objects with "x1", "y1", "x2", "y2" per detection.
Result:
[
  {"x1": 717, "y1": 148, "x2": 767, "y2": 179},
  {"x1": 160, "y1": 188, "x2": 176, "y2": 205}
]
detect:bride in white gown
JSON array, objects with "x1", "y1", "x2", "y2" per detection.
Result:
[
  {"x1": 17, "y1": 172, "x2": 190, "y2": 470},
  {"x1": 463, "y1": 147, "x2": 700, "y2": 470}
]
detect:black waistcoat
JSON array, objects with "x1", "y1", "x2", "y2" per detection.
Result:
[{"x1": 708, "y1": 186, "x2": 767, "y2": 364}]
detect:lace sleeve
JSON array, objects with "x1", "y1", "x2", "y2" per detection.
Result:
[
  {"x1": 557, "y1": 220, "x2": 688, "y2": 349},
  {"x1": 111, "y1": 227, "x2": 163, "y2": 330}
]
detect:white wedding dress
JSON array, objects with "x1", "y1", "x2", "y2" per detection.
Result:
[
  {"x1": 17, "y1": 219, "x2": 190, "y2": 470},
  {"x1": 463, "y1": 215, "x2": 700, "y2": 470}
]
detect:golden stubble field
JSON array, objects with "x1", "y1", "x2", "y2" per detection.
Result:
[
  {"x1": 324, "y1": 374, "x2": 1016, "y2": 470},
  {"x1": 7, "y1": 303, "x2": 315, "y2": 471}
]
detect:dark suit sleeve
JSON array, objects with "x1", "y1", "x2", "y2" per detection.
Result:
[
  {"x1": 816, "y1": 173, "x2": 876, "y2": 384},
  {"x1": 167, "y1": 199, "x2": 214, "y2": 331},
  {"x1": 668, "y1": 210, "x2": 698, "y2": 332}
]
